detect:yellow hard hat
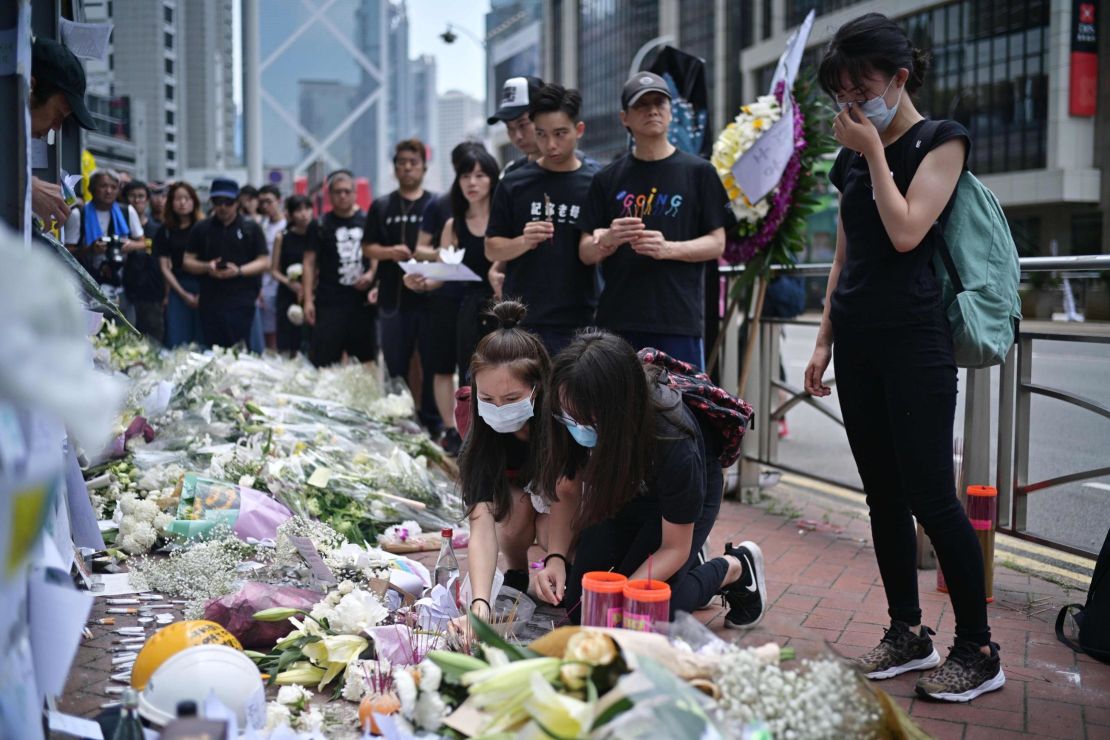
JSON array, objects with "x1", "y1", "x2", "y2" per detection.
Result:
[{"x1": 131, "y1": 620, "x2": 242, "y2": 690}]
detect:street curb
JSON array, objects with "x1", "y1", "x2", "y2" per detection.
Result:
[{"x1": 771, "y1": 472, "x2": 1095, "y2": 589}]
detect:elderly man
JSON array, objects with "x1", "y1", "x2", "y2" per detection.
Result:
[
  {"x1": 64, "y1": 169, "x2": 146, "y2": 289},
  {"x1": 182, "y1": 177, "x2": 270, "y2": 348}
]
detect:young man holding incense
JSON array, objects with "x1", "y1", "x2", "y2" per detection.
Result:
[
  {"x1": 578, "y1": 72, "x2": 732, "y2": 369},
  {"x1": 486, "y1": 83, "x2": 599, "y2": 357}
]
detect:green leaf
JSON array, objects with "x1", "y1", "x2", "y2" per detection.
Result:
[
  {"x1": 591, "y1": 697, "x2": 634, "y2": 730},
  {"x1": 468, "y1": 612, "x2": 539, "y2": 661},
  {"x1": 275, "y1": 646, "x2": 303, "y2": 673}
]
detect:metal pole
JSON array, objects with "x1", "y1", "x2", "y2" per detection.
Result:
[
  {"x1": 1013, "y1": 336, "x2": 1034, "y2": 533},
  {"x1": 996, "y1": 343, "x2": 1018, "y2": 529},
  {"x1": 961, "y1": 367, "x2": 992, "y2": 488},
  {"x1": 1, "y1": 1, "x2": 31, "y2": 237},
  {"x1": 241, "y1": 0, "x2": 262, "y2": 184}
]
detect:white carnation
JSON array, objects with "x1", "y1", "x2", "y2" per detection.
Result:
[
  {"x1": 413, "y1": 689, "x2": 447, "y2": 731},
  {"x1": 342, "y1": 660, "x2": 369, "y2": 702},
  {"x1": 277, "y1": 684, "x2": 311, "y2": 707},
  {"x1": 393, "y1": 668, "x2": 417, "y2": 718},
  {"x1": 264, "y1": 702, "x2": 291, "y2": 731}
]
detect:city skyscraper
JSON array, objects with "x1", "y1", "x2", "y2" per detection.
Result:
[
  {"x1": 182, "y1": 0, "x2": 238, "y2": 176},
  {"x1": 435, "y1": 90, "x2": 485, "y2": 192},
  {"x1": 410, "y1": 55, "x2": 439, "y2": 187},
  {"x1": 82, "y1": 0, "x2": 186, "y2": 181},
  {"x1": 298, "y1": 80, "x2": 358, "y2": 168}
]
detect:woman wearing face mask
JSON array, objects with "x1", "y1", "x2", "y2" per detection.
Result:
[
  {"x1": 538, "y1": 331, "x2": 767, "y2": 629},
  {"x1": 804, "y1": 13, "x2": 1003, "y2": 702},
  {"x1": 455, "y1": 300, "x2": 580, "y2": 626}
]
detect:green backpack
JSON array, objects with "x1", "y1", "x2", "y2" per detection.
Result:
[{"x1": 911, "y1": 121, "x2": 1022, "y2": 368}]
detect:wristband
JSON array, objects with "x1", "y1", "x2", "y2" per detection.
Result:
[
  {"x1": 469, "y1": 597, "x2": 491, "y2": 614},
  {"x1": 543, "y1": 553, "x2": 568, "y2": 569}
]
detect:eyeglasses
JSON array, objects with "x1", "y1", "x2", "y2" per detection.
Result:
[{"x1": 212, "y1": 198, "x2": 234, "y2": 207}]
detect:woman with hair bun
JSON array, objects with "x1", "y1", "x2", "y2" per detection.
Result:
[
  {"x1": 805, "y1": 12, "x2": 1003, "y2": 701},
  {"x1": 454, "y1": 300, "x2": 580, "y2": 628}
]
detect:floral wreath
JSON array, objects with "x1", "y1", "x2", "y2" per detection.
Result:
[{"x1": 712, "y1": 76, "x2": 836, "y2": 287}]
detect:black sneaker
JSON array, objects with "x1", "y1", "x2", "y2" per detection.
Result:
[
  {"x1": 440, "y1": 428, "x2": 463, "y2": 456},
  {"x1": 915, "y1": 640, "x2": 1005, "y2": 702},
  {"x1": 722, "y1": 541, "x2": 767, "y2": 629},
  {"x1": 852, "y1": 621, "x2": 941, "y2": 680}
]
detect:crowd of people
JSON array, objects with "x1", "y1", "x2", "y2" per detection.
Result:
[{"x1": 27, "y1": 12, "x2": 1005, "y2": 705}]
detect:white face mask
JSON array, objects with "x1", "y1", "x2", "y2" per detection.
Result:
[
  {"x1": 839, "y1": 75, "x2": 903, "y2": 133},
  {"x1": 476, "y1": 389, "x2": 535, "y2": 434}
]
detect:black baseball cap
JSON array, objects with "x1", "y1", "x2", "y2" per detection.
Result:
[
  {"x1": 31, "y1": 35, "x2": 96, "y2": 130},
  {"x1": 209, "y1": 177, "x2": 240, "y2": 200},
  {"x1": 488, "y1": 76, "x2": 544, "y2": 125},
  {"x1": 621, "y1": 71, "x2": 672, "y2": 110}
]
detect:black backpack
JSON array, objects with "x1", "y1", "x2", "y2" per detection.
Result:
[
  {"x1": 1056, "y1": 528, "x2": 1110, "y2": 663},
  {"x1": 637, "y1": 348, "x2": 753, "y2": 468}
]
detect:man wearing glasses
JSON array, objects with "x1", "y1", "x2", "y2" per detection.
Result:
[
  {"x1": 183, "y1": 177, "x2": 270, "y2": 348},
  {"x1": 578, "y1": 72, "x2": 731, "y2": 370}
]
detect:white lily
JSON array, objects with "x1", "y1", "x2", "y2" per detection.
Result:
[
  {"x1": 523, "y1": 670, "x2": 594, "y2": 738},
  {"x1": 301, "y1": 634, "x2": 369, "y2": 689}
]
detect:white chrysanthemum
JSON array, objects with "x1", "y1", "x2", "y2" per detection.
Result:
[
  {"x1": 393, "y1": 668, "x2": 417, "y2": 718},
  {"x1": 264, "y1": 702, "x2": 291, "y2": 731},
  {"x1": 413, "y1": 689, "x2": 448, "y2": 731},
  {"x1": 276, "y1": 684, "x2": 312, "y2": 707},
  {"x1": 417, "y1": 660, "x2": 441, "y2": 693},
  {"x1": 296, "y1": 706, "x2": 324, "y2": 733},
  {"x1": 286, "y1": 263, "x2": 303, "y2": 281},
  {"x1": 328, "y1": 588, "x2": 388, "y2": 634},
  {"x1": 342, "y1": 660, "x2": 369, "y2": 702}
]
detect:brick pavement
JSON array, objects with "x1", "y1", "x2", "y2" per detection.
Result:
[
  {"x1": 694, "y1": 481, "x2": 1108, "y2": 739},
  {"x1": 58, "y1": 479, "x2": 1108, "y2": 738}
]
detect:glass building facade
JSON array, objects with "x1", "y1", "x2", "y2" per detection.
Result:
[
  {"x1": 756, "y1": 0, "x2": 1050, "y2": 176},
  {"x1": 576, "y1": 0, "x2": 659, "y2": 162}
]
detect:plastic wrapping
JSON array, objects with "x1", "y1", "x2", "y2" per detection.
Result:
[{"x1": 202, "y1": 582, "x2": 321, "y2": 649}]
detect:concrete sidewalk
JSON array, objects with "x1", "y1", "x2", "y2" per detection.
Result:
[{"x1": 700, "y1": 478, "x2": 1108, "y2": 739}]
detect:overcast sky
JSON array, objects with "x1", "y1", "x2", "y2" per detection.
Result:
[{"x1": 407, "y1": 0, "x2": 490, "y2": 102}]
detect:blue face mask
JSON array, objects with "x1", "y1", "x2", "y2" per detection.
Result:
[{"x1": 557, "y1": 413, "x2": 598, "y2": 448}]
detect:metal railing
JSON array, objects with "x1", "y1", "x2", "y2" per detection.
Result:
[{"x1": 717, "y1": 254, "x2": 1110, "y2": 556}]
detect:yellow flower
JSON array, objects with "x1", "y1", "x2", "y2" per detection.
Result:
[{"x1": 563, "y1": 631, "x2": 617, "y2": 667}]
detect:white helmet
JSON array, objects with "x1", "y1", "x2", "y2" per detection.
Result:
[{"x1": 139, "y1": 644, "x2": 266, "y2": 729}]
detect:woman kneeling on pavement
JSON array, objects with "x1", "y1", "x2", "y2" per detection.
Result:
[
  {"x1": 455, "y1": 300, "x2": 581, "y2": 626},
  {"x1": 532, "y1": 330, "x2": 767, "y2": 629}
]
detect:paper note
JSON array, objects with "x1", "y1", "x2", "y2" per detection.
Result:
[
  {"x1": 30, "y1": 564, "x2": 93, "y2": 697},
  {"x1": 93, "y1": 572, "x2": 149, "y2": 597},
  {"x1": 732, "y1": 9, "x2": 816, "y2": 206},
  {"x1": 59, "y1": 18, "x2": 113, "y2": 61},
  {"x1": 290, "y1": 536, "x2": 337, "y2": 587},
  {"x1": 47, "y1": 710, "x2": 104, "y2": 739},
  {"x1": 400, "y1": 260, "x2": 482, "y2": 282}
]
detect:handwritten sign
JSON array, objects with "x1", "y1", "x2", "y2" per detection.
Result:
[
  {"x1": 732, "y1": 9, "x2": 816, "y2": 205},
  {"x1": 290, "y1": 535, "x2": 337, "y2": 590}
]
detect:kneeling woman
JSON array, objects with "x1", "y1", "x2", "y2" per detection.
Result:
[
  {"x1": 535, "y1": 331, "x2": 766, "y2": 628},
  {"x1": 456, "y1": 301, "x2": 580, "y2": 623}
]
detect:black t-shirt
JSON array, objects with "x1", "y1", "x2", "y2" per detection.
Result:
[
  {"x1": 433, "y1": 212, "x2": 494, "y2": 301},
  {"x1": 365, "y1": 191, "x2": 437, "y2": 313},
  {"x1": 278, "y1": 223, "x2": 318, "y2": 297},
  {"x1": 185, "y1": 214, "x2": 269, "y2": 308},
  {"x1": 419, "y1": 193, "x2": 452, "y2": 246},
  {"x1": 828, "y1": 119, "x2": 970, "y2": 330},
  {"x1": 645, "y1": 384, "x2": 710, "y2": 525},
  {"x1": 579, "y1": 149, "x2": 731, "y2": 337},
  {"x1": 487, "y1": 161, "x2": 599, "y2": 328},
  {"x1": 122, "y1": 222, "x2": 164, "y2": 302},
  {"x1": 502, "y1": 155, "x2": 531, "y2": 177},
  {"x1": 153, "y1": 223, "x2": 194, "y2": 278},
  {"x1": 310, "y1": 210, "x2": 368, "y2": 307}
]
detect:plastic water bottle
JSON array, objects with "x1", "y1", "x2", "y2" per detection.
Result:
[{"x1": 433, "y1": 528, "x2": 460, "y2": 606}]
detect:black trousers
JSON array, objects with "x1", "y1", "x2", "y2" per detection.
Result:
[
  {"x1": 563, "y1": 458, "x2": 728, "y2": 623},
  {"x1": 833, "y1": 316, "x2": 990, "y2": 646},
  {"x1": 199, "y1": 303, "x2": 255, "y2": 349}
]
